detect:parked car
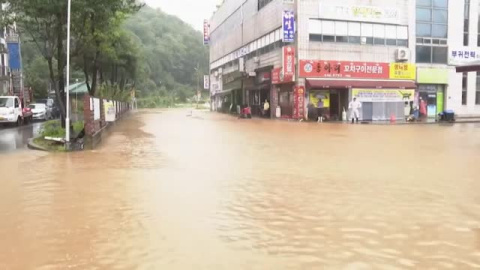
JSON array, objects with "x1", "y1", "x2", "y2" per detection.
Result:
[
  {"x1": 29, "y1": 103, "x2": 51, "y2": 121},
  {"x1": 36, "y1": 98, "x2": 55, "y2": 118},
  {"x1": 0, "y1": 96, "x2": 26, "y2": 126}
]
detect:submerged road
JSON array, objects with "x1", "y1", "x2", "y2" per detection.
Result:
[
  {"x1": 0, "y1": 122, "x2": 43, "y2": 153},
  {"x1": 1, "y1": 110, "x2": 480, "y2": 269}
]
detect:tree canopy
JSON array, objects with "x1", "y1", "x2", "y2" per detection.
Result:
[{"x1": 17, "y1": 4, "x2": 209, "y2": 110}]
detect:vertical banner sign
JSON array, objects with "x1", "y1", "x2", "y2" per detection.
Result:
[
  {"x1": 293, "y1": 86, "x2": 305, "y2": 119},
  {"x1": 282, "y1": 10, "x2": 295, "y2": 42},
  {"x1": 7, "y1": 43, "x2": 21, "y2": 70},
  {"x1": 203, "y1": 20, "x2": 210, "y2": 45},
  {"x1": 283, "y1": 46, "x2": 295, "y2": 79},
  {"x1": 203, "y1": 75, "x2": 210, "y2": 90}
]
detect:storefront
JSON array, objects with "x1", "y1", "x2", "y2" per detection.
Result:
[
  {"x1": 416, "y1": 68, "x2": 448, "y2": 119},
  {"x1": 301, "y1": 60, "x2": 417, "y2": 121},
  {"x1": 352, "y1": 88, "x2": 415, "y2": 121},
  {"x1": 272, "y1": 67, "x2": 295, "y2": 118},
  {"x1": 307, "y1": 89, "x2": 349, "y2": 121},
  {"x1": 247, "y1": 68, "x2": 272, "y2": 117},
  {"x1": 220, "y1": 71, "x2": 243, "y2": 114},
  {"x1": 271, "y1": 46, "x2": 296, "y2": 119}
]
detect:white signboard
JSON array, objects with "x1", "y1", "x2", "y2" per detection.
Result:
[
  {"x1": 93, "y1": 98, "x2": 100, "y2": 120},
  {"x1": 104, "y1": 100, "x2": 116, "y2": 122},
  {"x1": 204, "y1": 75, "x2": 210, "y2": 90},
  {"x1": 319, "y1": 4, "x2": 400, "y2": 24},
  {"x1": 448, "y1": 47, "x2": 480, "y2": 65}
]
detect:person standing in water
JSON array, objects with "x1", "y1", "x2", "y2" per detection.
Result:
[
  {"x1": 263, "y1": 99, "x2": 270, "y2": 118},
  {"x1": 349, "y1": 97, "x2": 362, "y2": 124}
]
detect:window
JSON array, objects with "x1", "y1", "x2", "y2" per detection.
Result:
[
  {"x1": 308, "y1": 20, "x2": 408, "y2": 47},
  {"x1": 462, "y1": 72, "x2": 468, "y2": 105},
  {"x1": 476, "y1": 72, "x2": 480, "y2": 105},
  {"x1": 416, "y1": 0, "x2": 448, "y2": 63},
  {"x1": 465, "y1": 0, "x2": 470, "y2": 46},
  {"x1": 258, "y1": 0, "x2": 273, "y2": 10}
]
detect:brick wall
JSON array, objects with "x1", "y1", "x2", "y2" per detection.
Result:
[{"x1": 83, "y1": 94, "x2": 130, "y2": 137}]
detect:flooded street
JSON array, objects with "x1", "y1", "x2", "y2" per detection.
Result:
[{"x1": 1, "y1": 110, "x2": 480, "y2": 269}]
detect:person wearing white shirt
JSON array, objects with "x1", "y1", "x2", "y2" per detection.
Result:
[{"x1": 349, "y1": 97, "x2": 362, "y2": 124}]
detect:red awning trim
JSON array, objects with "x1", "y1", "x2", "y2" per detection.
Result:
[{"x1": 306, "y1": 79, "x2": 417, "y2": 89}]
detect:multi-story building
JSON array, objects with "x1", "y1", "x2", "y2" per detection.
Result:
[
  {"x1": 0, "y1": 3, "x2": 11, "y2": 95},
  {"x1": 209, "y1": 0, "x2": 480, "y2": 120}
]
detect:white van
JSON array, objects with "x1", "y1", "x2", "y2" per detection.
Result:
[{"x1": 0, "y1": 96, "x2": 24, "y2": 125}]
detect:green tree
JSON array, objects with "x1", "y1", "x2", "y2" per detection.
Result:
[
  {"x1": 9, "y1": 0, "x2": 69, "y2": 121},
  {"x1": 72, "y1": 0, "x2": 142, "y2": 96}
]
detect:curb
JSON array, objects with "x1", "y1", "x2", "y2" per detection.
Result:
[{"x1": 27, "y1": 138, "x2": 49, "y2": 152}]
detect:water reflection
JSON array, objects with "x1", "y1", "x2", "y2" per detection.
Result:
[
  {"x1": 0, "y1": 111, "x2": 480, "y2": 269},
  {"x1": 0, "y1": 122, "x2": 43, "y2": 152}
]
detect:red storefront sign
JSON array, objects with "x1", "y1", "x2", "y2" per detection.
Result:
[
  {"x1": 293, "y1": 86, "x2": 305, "y2": 119},
  {"x1": 299, "y1": 60, "x2": 389, "y2": 79},
  {"x1": 283, "y1": 46, "x2": 295, "y2": 77},
  {"x1": 272, "y1": 67, "x2": 294, "y2": 84}
]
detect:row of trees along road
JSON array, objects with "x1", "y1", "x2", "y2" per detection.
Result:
[{"x1": 4, "y1": 2, "x2": 209, "y2": 122}]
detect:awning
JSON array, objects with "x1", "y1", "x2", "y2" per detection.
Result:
[
  {"x1": 306, "y1": 79, "x2": 416, "y2": 89},
  {"x1": 455, "y1": 65, "x2": 480, "y2": 73}
]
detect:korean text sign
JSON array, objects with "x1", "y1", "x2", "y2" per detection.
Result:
[
  {"x1": 283, "y1": 46, "x2": 295, "y2": 77},
  {"x1": 300, "y1": 60, "x2": 389, "y2": 79},
  {"x1": 293, "y1": 86, "x2": 305, "y2": 119},
  {"x1": 282, "y1": 10, "x2": 295, "y2": 42},
  {"x1": 448, "y1": 47, "x2": 480, "y2": 65},
  {"x1": 389, "y1": 63, "x2": 416, "y2": 80},
  {"x1": 203, "y1": 20, "x2": 210, "y2": 45}
]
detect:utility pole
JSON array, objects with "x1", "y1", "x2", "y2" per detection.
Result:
[
  {"x1": 65, "y1": 0, "x2": 72, "y2": 148},
  {"x1": 195, "y1": 63, "x2": 200, "y2": 109}
]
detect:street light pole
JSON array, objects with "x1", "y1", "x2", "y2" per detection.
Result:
[{"x1": 65, "y1": 0, "x2": 71, "y2": 146}]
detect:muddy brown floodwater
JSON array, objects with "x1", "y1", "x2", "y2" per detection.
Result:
[{"x1": 1, "y1": 110, "x2": 480, "y2": 269}]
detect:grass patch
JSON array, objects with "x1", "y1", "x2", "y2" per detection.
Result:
[
  {"x1": 73, "y1": 121, "x2": 84, "y2": 134},
  {"x1": 33, "y1": 137, "x2": 66, "y2": 152},
  {"x1": 40, "y1": 120, "x2": 65, "y2": 138}
]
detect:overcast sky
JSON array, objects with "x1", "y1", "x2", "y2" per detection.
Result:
[{"x1": 144, "y1": 0, "x2": 219, "y2": 31}]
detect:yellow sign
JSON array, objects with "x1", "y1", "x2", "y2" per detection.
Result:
[
  {"x1": 309, "y1": 91, "x2": 330, "y2": 108},
  {"x1": 389, "y1": 63, "x2": 416, "y2": 80},
  {"x1": 352, "y1": 89, "x2": 415, "y2": 102}
]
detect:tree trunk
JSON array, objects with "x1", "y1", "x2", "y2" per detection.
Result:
[
  {"x1": 90, "y1": 49, "x2": 101, "y2": 96},
  {"x1": 47, "y1": 58, "x2": 65, "y2": 118},
  {"x1": 84, "y1": 55, "x2": 92, "y2": 95}
]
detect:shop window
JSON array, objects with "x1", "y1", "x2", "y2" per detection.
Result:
[
  {"x1": 349, "y1": 36, "x2": 361, "y2": 44},
  {"x1": 323, "y1": 35, "x2": 335, "y2": 42},
  {"x1": 478, "y1": 1, "x2": 480, "y2": 46},
  {"x1": 462, "y1": 72, "x2": 468, "y2": 105},
  {"x1": 309, "y1": 34, "x2": 322, "y2": 42},
  {"x1": 336, "y1": 36, "x2": 348, "y2": 43},
  {"x1": 416, "y1": 0, "x2": 448, "y2": 63},
  {"x1": 464, "y1": 0, "x2": 470, "y2": 46},
  {"x1": 258, "y1": 0, "x2": 273, "y2": 10},
  {"x1": 308, "y1": 20, "x2": 408, "y2": 47},
  {"x1": 476, "y1": 72, "x2": 480, "y2": 105}
]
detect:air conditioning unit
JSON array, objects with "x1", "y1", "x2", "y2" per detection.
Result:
[
  {"x1": 253, "y1": 56, "x2": 260, "y2": 64},
  {"x1": 395, "y1": 48, "x2": 410, "y2": 62}
]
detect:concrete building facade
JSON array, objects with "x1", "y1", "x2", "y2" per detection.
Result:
[{"x1": 209, "y1": 0, "x2": 480, "y2": 120}]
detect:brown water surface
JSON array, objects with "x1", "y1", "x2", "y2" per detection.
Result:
[{"x1": 1, "y1": 110, "x2": 480, "y2": 269}]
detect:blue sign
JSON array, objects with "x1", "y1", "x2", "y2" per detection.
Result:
[
  {"x1": 7, "y1": 42, "x2": 21, "y2": 70},
  {"x1": 282, "y1": 10, "x2": 295, "y2": 43}
]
